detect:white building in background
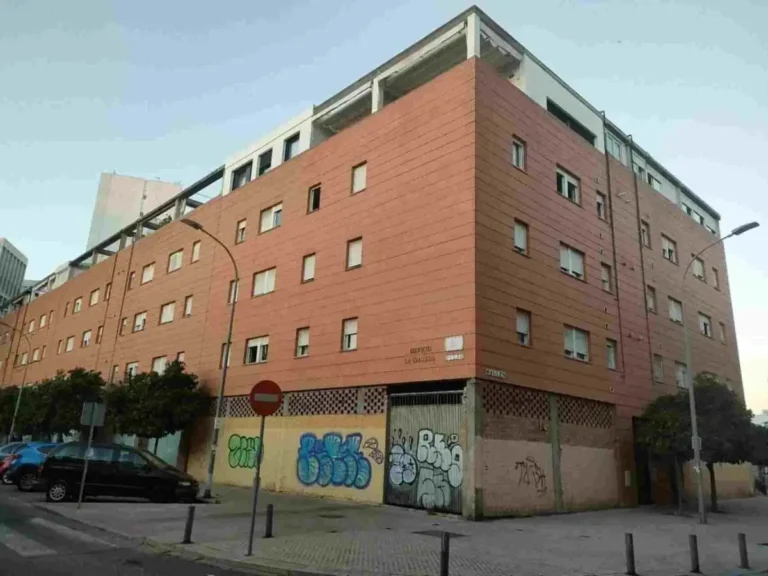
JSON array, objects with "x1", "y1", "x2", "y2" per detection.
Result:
[
  {"x1": 0, "y1": 238, "x2": 27, "y2": 307},
  {"x1": 86, "y1": 173, "x2": 182, "y2": 250}
]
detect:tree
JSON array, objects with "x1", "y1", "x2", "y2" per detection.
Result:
[
  {"x1": 749, "y1": 424, "x2": 768, "y2": 495},
  {"x1": 692, "y1": 372, "x2": 753, "y2": 512},
  {"x1": 106, "y1": 361, "x2": 209, "y2": 449},
  {"x1": 14, "y1": 380, "x2": 54, "y2": 438},
  {"x1": 637, "y1": 391, "x2": 691, "y2": 514},
  {"x1": 0, "y1": 386, "x2": 19, "y2": 438}
]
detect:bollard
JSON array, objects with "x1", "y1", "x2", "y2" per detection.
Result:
[
  {"x1": 264, "y1": 504, "x2": 274, "y2": 539},
  {"x1": 738, "y1": 533, "x2": 749, "y2": 569},
  {"x1": 689, "y1": 534, "x2": 700, "y2": 573},
  {"x1": 181, "y1": 505, "x2": 196, "y2": 544},
  {"x1": 624, "y1": 533, "x2": 636, "y2": 576},
  {"x1": 440, "y1": 531, "x2": 450, "y2": 576}
]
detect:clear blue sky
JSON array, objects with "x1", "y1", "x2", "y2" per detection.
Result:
[{"x1": 2, "y1": 0, "x2": 767, "y2": 409}]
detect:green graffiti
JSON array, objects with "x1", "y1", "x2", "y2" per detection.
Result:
[{"x1": 228, "y1": 434, "x2": 262, "y2": 469}]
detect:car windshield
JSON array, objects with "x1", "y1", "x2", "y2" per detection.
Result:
[{"x1": 135, "y1": 448, "x2": 172, "y2": 469}]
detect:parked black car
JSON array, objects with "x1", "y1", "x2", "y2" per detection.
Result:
[{"x1": 39, "y1": 442, "x2": 198, "y2": 503}]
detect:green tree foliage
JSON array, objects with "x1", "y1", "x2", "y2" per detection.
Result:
[
  {"x1": 14, "y1": 380, "x2": 54, "y2": 438},
  {"x1": 0, "y1": 386, "x2": 19, "y2": 436},
  {"x1": 106, "y1": 361, "x2": 209, "y2": 443}
]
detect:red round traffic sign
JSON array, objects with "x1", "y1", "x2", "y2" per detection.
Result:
[{"x1": 248, "y1": 380, "x2": 283, "y2": 416}]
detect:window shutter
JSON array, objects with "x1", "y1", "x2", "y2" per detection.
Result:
[
  {"x1": 297, "y1": 329, "x2": 309, "y2": 347},
  {"x1": 572, "y1": 251, "x2": 584, "y2": 276},
  {"x1": 559, "y1": 245, "x2": 569, "y2": 270},
  {"x1": 514, "y1": 223, "x2": 527, "y2": 251},
  {"x1": 516, "y1": 311, "x2": 529, "y2": 334}
]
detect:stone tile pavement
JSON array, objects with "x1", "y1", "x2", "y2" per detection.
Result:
[{"x1": 28, "y1": 486, "x2": 768, "y2": 576}]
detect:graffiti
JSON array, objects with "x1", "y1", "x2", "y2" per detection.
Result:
[
  {"x1": 362, "y1": 437, "x2": 385, "y2": 465},
  {"x1": 515, "y1": 456, "x2": 547, "y2": 494},
  {"x1": 296, "y1": 432, "x2": 372, "y2": 489},
  {"x1": 228, "y1": 434, "x2": 262, "y2": 469},
  {"x1": 387, "y1": 428, "x2": 463, "y2": 510}
]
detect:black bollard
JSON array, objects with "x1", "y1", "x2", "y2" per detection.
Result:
[
  {"x1": 625, "y1": 533, "x2": 636, "y2": 576},
  {"x1": 689, "y1": 534, "x2": 700, "y2": 573},
  {"x1": 181, "y1": 505, "x2": 196, "y2": 544},
  {"x1": 738, "y1": 533, "x2": 749, "y2": 569},
  {"x1": 264, "y1": 504, "x2": 274, "y2": 538},
  {"x1": 440, "y1": 531, "x2": 450, "y2": 576}
]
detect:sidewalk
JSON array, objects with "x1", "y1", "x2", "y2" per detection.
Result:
[{"x1": 34, "y1": 486, "x2": 768, "y2": 576}]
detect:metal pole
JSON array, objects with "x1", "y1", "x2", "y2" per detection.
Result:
[
  {"x1": 440, "y1": 531, "x2": 450, "y2": 576},
  {"x1": 738, "y1": 533, "x2": 749, "y2": 569},
  {"x1": 624, "y1": 533, "x2": 635, "y2": 576},
  {"x1": 689, "y1": 534, "x2": 700, "y2": 573},
  {"x1": 246, "y1": 415, "x2": 266, "y2": 556},
  {"x1": 264, "y1": 504, "x2": 273, "y2": 538},
  {"x1": 683, "y1": 312, "x2": 706, "y2": 525},
  {"x1": 182, "y1": 505, "x2": 196, "y2": 544},
  {"x1": 76, "y1": 408, "x2": 96, "y2": 510}
]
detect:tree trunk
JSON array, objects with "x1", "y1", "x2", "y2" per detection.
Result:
[
  {"x1": 674, "y1": 455, "x2": 683, "y2": 516},
  {"x1": 707, "y1": 461, "x2": 718, "y2": 513}
]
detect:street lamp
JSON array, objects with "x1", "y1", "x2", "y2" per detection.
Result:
[
  {"x1": 682, "y1": 220, "x2": 759, "y2": 524},
  {"x1": 181, "y1": 218, "x2": 240, "y2": 499},
  {"x1": 0, "y1": 320, "x2": 32, "y2": 441}
]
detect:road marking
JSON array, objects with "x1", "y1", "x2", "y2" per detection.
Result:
[
  {"x1": 0, "y1": 524, "x2": 56, "y2": 557},
  {"x1": 29, "y1": 517, "x2": 116, "y2": 548}
]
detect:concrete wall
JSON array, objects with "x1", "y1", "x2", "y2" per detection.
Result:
[{"x1": 682, "y1": 461, "x2": 754, "y2": 501}]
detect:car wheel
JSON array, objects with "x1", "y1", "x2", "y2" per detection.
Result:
[
  {"x1": 46, "y1": 480, "x2": 69, "y2": 503},
  {"x1": 17, "y1": 471, "x2": 37, "y2": 492},
  {"x1": 1, "y1": 472, "x2": 12, "y2": 485}
]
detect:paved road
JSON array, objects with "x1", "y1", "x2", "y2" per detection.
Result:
[{"x1": 0, "y1": 488, "x2": 252, "y2": 576}]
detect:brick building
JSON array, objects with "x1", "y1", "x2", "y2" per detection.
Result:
[{"x1": 0, "y1": 7, "x2": 749, "y2": 516}]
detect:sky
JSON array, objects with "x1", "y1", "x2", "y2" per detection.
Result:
[{"x1": 1, "y1": 0, "x2": 767, "y2": 410}]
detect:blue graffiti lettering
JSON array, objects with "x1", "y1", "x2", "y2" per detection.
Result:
[{"x1": 296, "y1": 432, "x2": 372, "y2": 489}]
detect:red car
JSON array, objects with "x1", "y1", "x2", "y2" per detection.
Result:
[{"x1": 0, "y1": 443, "x2": 27, "y2": 485}]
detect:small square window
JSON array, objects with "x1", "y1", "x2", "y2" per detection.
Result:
[
  {"x1": 31, "y1": 348, "x2": 39, "y2": 362},
  {"x1": 152, "y1": 356, "x2": 168, "y2": 374},
  {"x1": 228, "y1": 280, "x2": 239, "y2": 304},
  {"x1": 712, "y1": 267, "x2": 720, "y2": 290},
  {"x1": 556, "y1": 168, "x2": 580, "y2": 204},
  {"x1": 89, "y1": 289, "x2": 100, "y2": 306},
  {"x1": 302, "y1": 254, "x2": 316, "y2": 283},
  {"x1": 596, "y1": 192, "x2": 607, "y2": 221},
  {"x1": 646, "y1": 285, "x2": 657, "y2": 313},
  {"x1": 668, "y1": 297, "x2": 683, "y2": 324},
  {"x1": 511, "y1": 137, "x2": 525, "y2": 169},
  {"x1": 513, "y1": 220, "x2": 528, "y2": 255},
  {"x1": 308, "y1": 185, "x2": 321, "y2": 213},
  {"x1": 606, "y1": 339, "x2": 617, "y2": 370},
  {"x1": 168, "y1": 249, "x2": 183, "y2": 272},
  {"x1": 675, "y1": 361, "x2": 688, "y2": 389},
  {"x1": 640, "y1": 221, "x2": 651, "y2": 248},
  {"x1": 296, "y1": 327, "x2": 310, "y2": 358},
  {"x1": 141, "y1": 263, "x2": 155, "y2": 284},
  {"x1": 351, "y1": 162, "x2": 367, "y2": 194},
  {"x1": 184, "y1": 295, "x2": 193, "y2": 317},
  {"x1": 81, "y1": 330, "x2": 92, "y2": 348},
  {"x1": 96, "y1": 325, "x2": 104, "y2": 344},
  {"x1": 647, "y1": 173, "x2": 662, "y2": 192},
  {"x1": 133, "y1": 311, "x2": 147, "y2": 332},
  {"x1": 220, "y1": 343, "x2": 231, "y2": 368},
  {"x1": 516, "y1": 309, "x2": 531, "y2": 346},
  {"x1": 698, "y1": 312, "x2": 712, "y2": 338},
  {"x1": 125, "y1": 362, "x2": 139, "y2": 379},
  {"x1": 128, "y1": 271, "x2": 136, "y2": 290},
  {"x1": 231, "y1": 161, "x2": 252, "y2": 191},
  {"x1": 235, "y1": 219, "x2": 247, "y2": 244},
  {"x1": 601, "y1": 263, "x2": 613, "y2": 293},
  {"x1": 342, "y1": 318, "x2": 358, "y2": 351},
  {"x1": 564, "y1": 326, "x2": 589, "y2": 362},
  {"x1": 653, "y1": 354, "x2": 664, "y2": 382},
  {"x1": 560, "y1": 243, "x2": 585, "y2": 279},
  {"x1": 65, "y1": 336, "x2": 75, "y2": 352},
  {"x1": 719, "y1": 321, "x2": 726, "y2": 344},
  {"x1": 39, "y1": 314, "x2": 46, "y2": 328},
  {"x1": 28, "y1": 320, "x2": 35, "y2": 333},
  {"x1": 253, "y1": 267, "x2": 277, "y2": 296},
  {"x1": 661, "y1": 235, "x2": 678, "y2": 264},
  {"x1": 346, "y1": 238, "x2": 363, "y2": 269},
  {"x1": 160, "y1": 302, "x2": 175, "y2": 324},
  {"x1": 257, "y1": 149, "x2": 272, "y2": 176},
  {"x1": 119, "y1": 318, "x2": 128, "y2": 336},
  {"x1": 191, "y1": 241, "x2": 201, "y2": 263},
  {"x1": 259, "y1": 203, "x2": 282, "y2": 233},
  {"x1": 105, "y1": 282, "x2": 112, "y2": 300},
  {"x1": 73, "y1": 297, "x2": 82, "y2": 313},
  {"x1": 283, "y1": 133, "x2": 300, "y2": 161},
  {"x1": 57, "y1": 340, "x2": 63, "y2": 354},
  {"x1": 245, "y1": 336, "x2": 269, "y2": 364},
  {"x1": 692, "y1": 257, "x2": 706, "y2": 282}
]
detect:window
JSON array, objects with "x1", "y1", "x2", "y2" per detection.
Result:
[
  {"x1": 28, "y1": 320, "x2": 35, "y2": 333},
  {"x1": 245, "y1": 336, "x2": 269, "y2": 364},
  {"x1": 125, "y1": 362, "x2": 139, "y2": 379},
  {"x1": 302, "y1": 254, "x2": 316, "y2": 282},
  {"x1": 219, "y1": 343, "x2": 231, "y2": 368},
  {"x1": 646, "y1": 285, "x2": 657, "y2": 313},
  {"x1": 73, "y1": 297, "x2": 82, "y2": 313},
  {"x1": 661, "y1": 235, "x2": 678, "y2": 263},
  {"x1": 64, "y1": 301, "x2": 70, "y2": 316},
  {"x1": 259, "y1": 203, "x2": 282, "y2": 233},
  {"x1": 546, "y1": 99, "x2": 596, "y2": 145},
  {"x1": 151, "y1": 356, "x2": 167, "y2": 374},
  {"x1": 184, "y1": 295, "x2": 193, "y2": 317},
  {"x1": 41, "y1": 345, "x2": 47, "y2": 359},
  {"x1": 351, "y1": 162, "x2": 367, "y2": 194},
  {"x1": 231, "y1": 161, "x2": 252, "y2": 191},
  {"x1": 176, "y1": 351, "x2": 185, "y2": 363},
  {"x1": 133, "y1": 311, "x2": 147, "y2": 332},
  {"x1": 39, "y1": 313, "x2": 46, "y2": 328},
  {"x1": 253, "y1": 268, "x2": 276, "y2": 296},
  {"x1": 89, "y1": 289, "x2": 99, "y2": 306},
  {"x1": 32, "y1": 348, "x2": 40, "y2": 362},
  {"x1": 675, "y1": 361, "x2": 688, "y2": 389},
  {"x1": 516, "y1": 309, "x2": 531, "y2": 346},
  {"x1": 283, "y1": 133, "x2": 300, "y2": 161},
  {"x1": 668, "y1": 297, "x2": 683, "y2": 324},
  {"x1": 105, "y1": 282, "x2": 112, "y2": 300},
  {"x1": 653, "y1": 354, "x2": 664, "y2": 382},
  {"x1": 65, "y1": 336, "x2": 75, "y2": 352},
  {"x1": 346, "y1": 238, "x2": 363, "y2": 269},
  {"x1": 712, "y1": 267, "x2": 720, "y2": 290},
  {"x1": 20, "y1": 352, "x2": 28, "y2": 366},
  {"x1": 81, "y1": 330, "x2": 92, "y2": 348},
  {"x1": 342, "y1": 318, "x2": 358, "y2": 351},
  {"x1": 96, "y1": 325, "x2": 103, "y2": 344},
  {"x1": 295, "y1": 327, "x2": 310, "y2": 357},
  {"x1": 308, "y1": 185, "x2": 321, "y2": 213},
  {"x1": 257, "y1": 149, "x2": 272, "y2": 176},
  {"x1": 111, "y1": 365, "x2": 119, "y2": 382},
  {"x1": 511, "y1": 137, "x2": 525, "y2": 169},
  {"x1": 633, "y1": 162, "x2": 646, "y2": 178},
  {"x1": 128, "y1": 271, "x2": 136, "y2": 290},
  {"x1": 699, "y1": 313, "x2": 712, "y2": 338},
  {"x1": 191, "y1": 241, "x2": 201, "y2": 263},
  {"x1": 556, "y1": 168, "x2": 580, "y2": 204},
  {"x1": 564, "y1": 326, "x2": 589, "y2": 361},
  {"x1": 228, "y1": 280, "x2": 239, "y2": 304},
  {"x1": 57, "y1": 340, "x2": 63, "y2": 355},
  {"x1": 141, "y1": 263, "x2": 155, "y2": 284},
  {"x1": 640, "y1": 220, "x2": 651, "y2": 248},
  {"x1": 606, "y1": 132, "x2": 624, "y2": 162},
  {"x1": 692, "y1": 257, "x2": 705, "y2": 281},
  {"x1": 559, "y1": 243, "x2": 585, "y2": 279},
  {"x1": 120, "y1": 317, "x2": 128, "y2": 336},
  {"x1": 168, "y1": 250, "x2": 183, "y2": 272},
  {"x1": 160, "y1": 302, "x2": 175, "y2": 324},
  {"x1": 606, "y1": 339, "x2": 617, "y2": 370},
  {"x1": 647, "y1": 173, "x2": 661, "y2": 191},
  {"x1": 235, "y1": 219, "x2": 247, "y2": 244},
  {"x1": 596, "y1": 192, "x2": 607, "y2": 221},
  {"x1": 719, "y1": 321, "x2": 727, "y2": 344},
  {"x1": 513, "y1": 220, "x2": 528, "y2": 255},
  {"x1": 601, "y1": 263, "x2": 613, "y2": 293}
]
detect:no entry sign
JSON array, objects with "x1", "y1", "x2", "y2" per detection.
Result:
[{"x1": 248, "y1": 380, "x2": 283, "y2": 416}]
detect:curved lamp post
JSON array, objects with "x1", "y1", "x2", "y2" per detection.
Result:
[
  {"x1": 181, "y1": 218, "x2": 240, "y2": 499},
  {"x1": 0, "y1": 320, "x2": 32, "y2": 441},
  {"x1": 683, "y1": 221, "x2": 759, "y2": 524}
]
